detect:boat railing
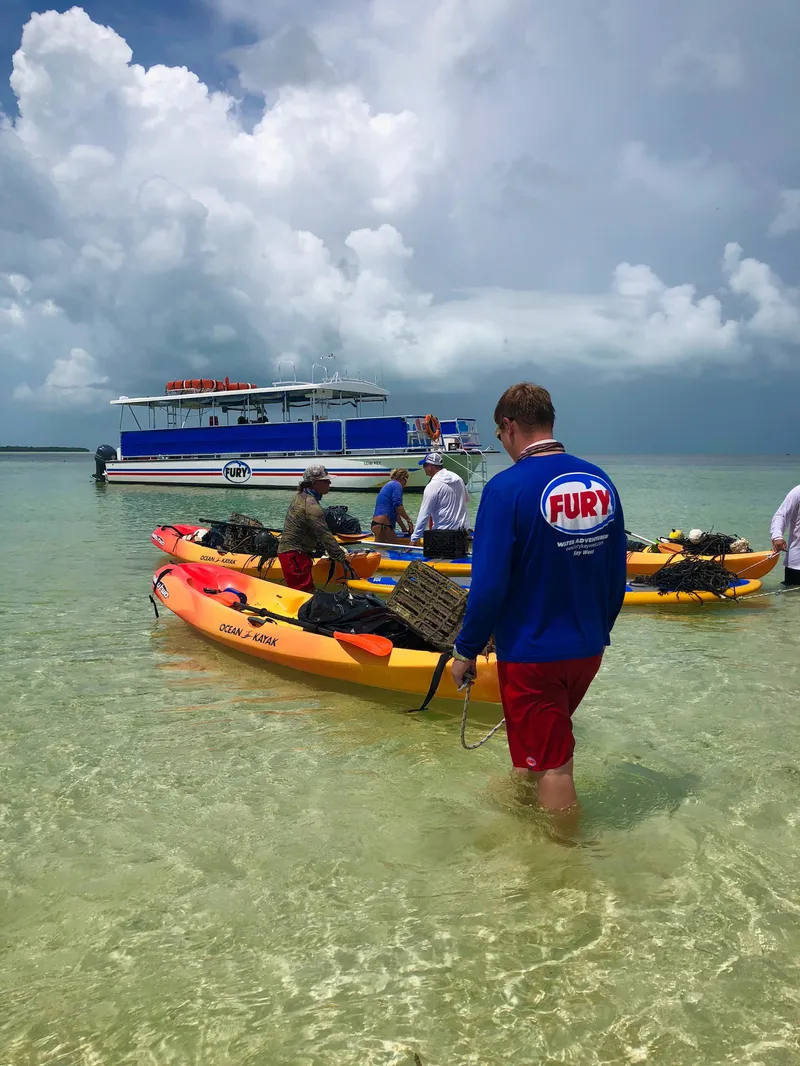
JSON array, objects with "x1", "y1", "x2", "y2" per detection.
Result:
[{"x1": 273, "y1": 358, "x2": 298, "y2": 385}]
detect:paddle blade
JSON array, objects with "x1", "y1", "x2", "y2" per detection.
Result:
[{"x1": 333, "y1": 631, "x2": 393, "y2": 656}]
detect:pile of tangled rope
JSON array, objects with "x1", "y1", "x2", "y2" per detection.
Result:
[{"x1": 644, "y1": 558, "x2": 738, "y2": 599}]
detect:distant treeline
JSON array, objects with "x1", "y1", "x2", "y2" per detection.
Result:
[{"x1": 0, "y1": 446, "x2": 89, "y2": 452}]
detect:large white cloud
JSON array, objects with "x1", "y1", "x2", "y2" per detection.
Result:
[{"x1": 1, "y1": 5, "x2": 799, "y2": 413}]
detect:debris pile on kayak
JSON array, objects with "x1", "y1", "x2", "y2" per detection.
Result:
[
  {"x1": 644, "y1": 558, "x2": 738, "y2": 598},
  {"x1": 665, "y1": 529, "x2": 752, "y2": 555},
  {"x1": 387, "y1": 560, "x2": 468, "y2": 650},
  {"x1": 197, "y1": 512, "x2": 280, "y2": 557},
  {"x1": 297, "y1": 587, "x2": 432, "y2": 649}
]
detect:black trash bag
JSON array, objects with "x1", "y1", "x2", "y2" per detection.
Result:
[
  {"x1": 324, "y1": 505, "x2": 362, "y2": 535},
  {"x1": 297, "y1": 589, "x2": 431, "y2": 649},
  {"x1": 199, "y1": 526, "x2": 226, "y2": 549}
]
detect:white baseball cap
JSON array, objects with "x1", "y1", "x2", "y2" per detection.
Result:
[{"x1": 419, "y1": 452, "x2": 444, "y2": 467}]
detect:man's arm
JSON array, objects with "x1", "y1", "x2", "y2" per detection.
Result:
[
  {"x1": 308, "y1": 499, "x2": 348, "y2": 562},
  {"x1": 410, "y1": 481, "x2": 438, "y2": 542},
  {"x1": 454, "y1": 483, "x2": 514, "y2": 660},
  {"x1": 770, "y1": 488, "x2": 800, "y2": 550}
]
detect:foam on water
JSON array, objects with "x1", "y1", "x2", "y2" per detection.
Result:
[{"x1": 1, "y1": 453, "x2": 799, "y2": 1065}]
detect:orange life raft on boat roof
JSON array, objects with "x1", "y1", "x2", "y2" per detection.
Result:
[{"x1": 164, "y1": 378, "x2": 258, "y2": 394}]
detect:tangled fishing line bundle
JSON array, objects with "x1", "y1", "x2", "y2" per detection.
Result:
[{"x1": 643, "y1": 558, "x2": 738, "y2": 600}]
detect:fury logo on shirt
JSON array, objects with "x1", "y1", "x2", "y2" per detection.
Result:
[{"x1": 540, "y1": 471, "x2": 616, "y2": 535}]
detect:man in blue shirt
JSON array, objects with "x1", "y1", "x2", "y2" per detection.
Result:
[{"x1": 451, "y1": 384, "x2": 627, "y2": 812}]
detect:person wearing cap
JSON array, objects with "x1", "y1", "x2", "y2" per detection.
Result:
[
  {"x1": 278, "y1": 465, "x2": 351, "y2": 593},
  {"x1": 409, "y1": 452, "x2": 469, "y2": 544},
  {"x1": 371, "y1": 468, "x2": 414, "y2": 543}
]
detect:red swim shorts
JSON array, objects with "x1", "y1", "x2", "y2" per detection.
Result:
[
  {"x1": 278, "y1": 551, "x2": 315, "y2": 594},
  {"x1": 497, "y1": 655, "x2": 604, "y2": 771}
]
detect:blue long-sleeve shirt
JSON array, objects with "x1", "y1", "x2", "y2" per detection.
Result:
[{"x1": 455, "y1": 453, "x2": 627, "y2": 663}]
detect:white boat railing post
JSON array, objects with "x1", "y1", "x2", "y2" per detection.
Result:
[{"x1": 467, "y1": 450, "x2": 489, "y2": 493}]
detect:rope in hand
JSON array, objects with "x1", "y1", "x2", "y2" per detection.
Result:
[
  {"x1": 458, "y1": 680, "x2": 505, "y2": 750},
  {"x1": 735, "y1": 550, "x2": 780, "y2": 577}
]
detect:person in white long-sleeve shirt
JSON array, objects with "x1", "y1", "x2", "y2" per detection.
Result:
[
  {"x1": 410, "y1": 451, "x2": 469, "y2": 543},
  {"x1": 771, "y1": 484, "x2": 800, "y2": 586}
]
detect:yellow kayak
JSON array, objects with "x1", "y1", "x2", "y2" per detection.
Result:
[
  {"x1": 369, "y1": 545, "x2": 777, "y2": 581},
  {"x1": 350, "y1": 574, "x2": 763, "y2": 605},
  {"x1": 150, "y1": 562, "x2": 499, "y2": 703},
  {"x1": 375, "y1": 549, "x2": 472, "y2": 576}
]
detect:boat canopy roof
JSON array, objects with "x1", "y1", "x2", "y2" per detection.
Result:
[{"x1": 110, "y1": 376, "x2": 388, "y2": 408}]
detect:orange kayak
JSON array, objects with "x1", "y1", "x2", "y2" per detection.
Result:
[
  {"x1": 151, "y1": 524, "x2": 381, "y2": 586},
  {"x1": 633, "y1": 543, "x2": 780, "y2": 580},
  {"x1": 150, "y1": 562, "x2": 500, "y2": 703}
]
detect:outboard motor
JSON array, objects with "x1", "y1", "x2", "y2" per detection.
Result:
[{"x1": 92, "y1": 444, "x2": 117, "y2": 483}]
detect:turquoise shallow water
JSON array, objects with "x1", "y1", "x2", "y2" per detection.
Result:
[{"x1": 2, "y1": 453, "x2": 800, "y2": 1065}]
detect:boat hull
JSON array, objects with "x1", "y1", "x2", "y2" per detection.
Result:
[{"x1": 105, "y1": 450, "x2": 482, "y2": 490}]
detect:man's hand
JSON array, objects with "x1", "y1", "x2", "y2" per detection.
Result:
[
  {"x1": 772, "y1": 538, "x2": 788, "y2": 552},
  {"x1": 451, "y1": 657, "x2": 477, "y2": 690}
]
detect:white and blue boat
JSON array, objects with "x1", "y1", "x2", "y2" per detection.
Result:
[{"x1": 93, "y1": 364, "x2": 486, "y2": 491}]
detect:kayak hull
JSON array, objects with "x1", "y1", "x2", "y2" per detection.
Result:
[
  {"x1": 625, "y1": 545, "x2": 779, "y2": 580},
  {"x1": 622, "y1": 578, "x2": 762, "y2": 605},
  {"x1": 151, "y1": 525, "x2": 381, "y2": 585},
  {"x1": 376, "y1": 550, "x2": 472, "y2": 577},
  {"x1": 151, "y1": 563, "x2": 499, "y2": 703},
  {"x1": 349, "y1": 575, "x2": 763, "y2": 606},
  {"x1": 371, "y1": 546, "x2": 777, "y2": 581},
  {"x1": 346, "y1": 541, "x2": 777, "y2": 581}
]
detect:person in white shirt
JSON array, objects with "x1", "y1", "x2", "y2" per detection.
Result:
[
  {"x1": 409, "y1": 451, "x2": 469, "y2": 543},
  {"x1": 770, "y1": 484, "x2": 800, "y2": 586}
]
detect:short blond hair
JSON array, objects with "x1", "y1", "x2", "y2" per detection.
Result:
[{"x1": 390, "y1": 468, "x2": 409, "y2": 481}]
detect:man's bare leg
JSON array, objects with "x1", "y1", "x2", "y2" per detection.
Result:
[{"x1": 512, "y1": 758, "x2": 576, "y2": 809}]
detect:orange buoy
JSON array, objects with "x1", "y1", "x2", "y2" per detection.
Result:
[{"x1": 423, "y1": 413, "x2": 441, "y2": 441}]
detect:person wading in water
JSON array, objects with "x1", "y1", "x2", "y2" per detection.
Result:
[
  {"x1": 371, "y1": 468, "x2": 414, "y2": 543},
  {"x1": 277, "y1": 464, "x2": 352, "y2": 593},
  {"x1": 451, "y1": 383, "x2": 627, "y2": 814},
  {"x1": 770, "y1": 482, "x2": 800, "y2": 586}
]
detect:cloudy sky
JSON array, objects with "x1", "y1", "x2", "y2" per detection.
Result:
[{"x1": 1, "y1": 0, "x2": 799, "y2": 452}]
